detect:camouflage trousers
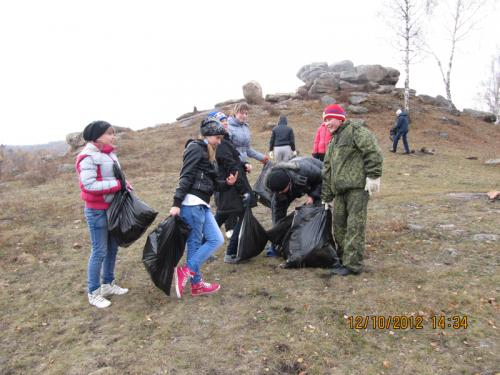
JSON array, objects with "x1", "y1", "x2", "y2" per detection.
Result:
[{"x1": 333, "y1": 189, "x2": 369, "y2": 273}]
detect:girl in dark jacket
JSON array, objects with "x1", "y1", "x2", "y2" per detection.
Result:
[
  {"x1": 209, "y1": 111, "x2": 254, "y2": 263},
  {"x1": 169, "y1": 118, "x2": 237, "y2": 298}
]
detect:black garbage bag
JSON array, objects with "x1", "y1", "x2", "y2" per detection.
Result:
[
  {"x1": 253, "y1": 161, "x2": 274, "y2": 208},
  {"x1": 281, "y1": 204, "x2": 340, "y2": 268},
  {"x1": 266, "y1": 212, "x2": 294, "y2": 248},
  {"x1": 236, "y1": 207, "x2": 268, "y2": 260},
  {"x1": 389, "y1": 127, "x2": 396, "y2": 141},
  {"x1": 107, "y1": 190, "x2": 158, "y2": 247},
  {"x1": 143, "y1": 216, "x2": 189, "y2": 296}
]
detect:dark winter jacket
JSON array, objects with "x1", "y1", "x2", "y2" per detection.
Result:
[
  {"x1": 269, "y1": 117, "x2": 295, "y2": 151},
  {"x1": 173, "y1": 140, "x2": 226, "y2": 208},
  {"x1": 215, "y1": 133, "x2": 253, "y2": 214},
  {"x1": 266, "y1": 156, "x2": 323, "y2": 202},
  {"x1": 394, "y1": 111, "x2": 409, "y2": 133}
]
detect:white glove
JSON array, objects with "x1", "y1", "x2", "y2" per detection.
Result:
[
  {"x1": 292, "y1": 150, "x2": 297, "y2": 157},
  {"x1": 364, "y1": 177, "x2": 381, "y2": 196},
  {"x1": 269, "y1": 151, "x2": 274, "y2": 159}
]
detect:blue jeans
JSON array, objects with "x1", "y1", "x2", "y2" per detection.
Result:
[
  {"x1": 84, "y1": 208, "x2": 119, "y2": 293},
  {"x1": 181, "y1": 205, "x2": 224, "y2": 284},
  {"x1": 393, "y1": 130, "x2": 410, "y2": 153}
]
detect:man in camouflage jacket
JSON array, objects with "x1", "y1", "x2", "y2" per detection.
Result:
[{"x1": 321, "y1": 104, "x2": 383, "y2": 275}]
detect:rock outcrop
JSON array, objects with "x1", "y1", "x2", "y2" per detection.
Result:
[
  {"x1": 296, "y1": 60, "x2": 400, "y2": 99},
  {"x1": 242, "y1": 81, "x2": 264, "y2": 104}
]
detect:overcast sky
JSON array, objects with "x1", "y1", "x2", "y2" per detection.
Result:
[{"x1": 0, "y1": 0, "x2": 498, "y2": 145}]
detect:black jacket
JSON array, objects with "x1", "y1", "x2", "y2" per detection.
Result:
[
  {"x1": 215, "y1": 134, "x2": 253, "y2": 214},
  {"x1": 266, "y1": 156, "x2": 323, "y2": 201},
  {"x1": 269, "y1": 123, "x2": 295, "y2": 151},
  {"x1": 173, "y1": 140, "x2": 225, "y2": 208}
]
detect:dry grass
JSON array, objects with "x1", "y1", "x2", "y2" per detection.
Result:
[{"x1": 1, "y1": 96, "x2": 499, "y2": 375}]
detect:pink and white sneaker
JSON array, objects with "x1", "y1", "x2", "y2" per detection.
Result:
[
  {"x1": 174, "y1": 265, "x2": 195, "y2": 298},
  {"x1": 190, "y1": 280, "x2": 221, "y2": 296}
]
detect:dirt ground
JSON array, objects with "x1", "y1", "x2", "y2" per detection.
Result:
[{"x1": 0, "y1": 97, "x2": 499, "y2": 374}]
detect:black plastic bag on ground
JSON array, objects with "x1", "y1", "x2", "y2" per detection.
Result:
[
  {"x1": 281, "y1": 204, "x2": 340, "y2": 268},
  {"x1": 266, "y1": 212, "x2": 295, "y2": 253},
  {"x1": 253, "y1": 161, "x2": 274, "y2": 208},
  {"x1": 143, "y1": 216, "x2": 189, "y2": 296},
  {"x1": 236, "y1": 207, "x2": 268, "y2": 260},
  {"x1": 107, "y1": 190, "x2": 158, "y2": 247}
]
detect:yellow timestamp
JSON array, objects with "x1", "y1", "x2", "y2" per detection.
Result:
[{"x1": 347, "y1": 315, "x2": 468, "y2": 330}]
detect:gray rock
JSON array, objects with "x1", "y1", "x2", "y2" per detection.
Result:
[
  {"x1": 349, "y1": 95, "x2": 368, "y2": 105},
  {"x1": 65, "y1": 132, "x2": 85, "y2": 152},
  {"x1": 439, "y1": 116, "x2": 460, "y2": 126},
  {"x1": 321, "y1": 95, "x2": 336, "y2": 105},
  {"x1": 446, "y1": 248, "x2": 459, "y2": 257},
  {"x1": 463, "y1": 108, "x2": 497, "y2": 123},
  {"x1": 408, "y1": 224, "x2": 424, "y2": 231},
  {"x1": 295, "y1": 86, "x2": 309, "y2": 98},
  {"x1": 485, "y1": 159, "x2": 500, "y2": 165},
  {"x1": 242, "y1": 81, "x2": 264, "y2": 104},
  {"x1": 438, "y1": 131, "x2": 449, "y2": 139},
  {"x1": 338, "y1": 80, "x2": 365, "y2": 91},
  {"x1": 347, "y1": 105, "x2": 369, "y2": 114},
  {"x1": 265, "y1": 93, "x2": 292, "y2": 103},
  {"x1": 447, "y1": 192, "x2": 485, "y2": 200},
  {"x1": 472, "y1": 234, "x2": 498, "y2": 242},
  {"x1": 308, "y1": 77, "x2": 340, "y2": 97},
  {"x1": 375, "y1": 85, "x2": 395, "y2": 94},
  {"x1": 328, "y1": 60, "x2": 354, "y2": 73},
  {"x1": 296, "y1": 62, "x2": 328, "y2": 82}
]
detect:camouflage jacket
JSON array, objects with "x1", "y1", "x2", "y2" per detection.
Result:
[{"x1": 321, "y1": 121, "x2": 383, "y2": 201}]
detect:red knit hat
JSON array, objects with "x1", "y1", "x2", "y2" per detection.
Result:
[{"x1": 323, "y1": 104, "x2": 346, "y2": 121}]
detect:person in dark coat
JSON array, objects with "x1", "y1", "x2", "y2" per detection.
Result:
[
  {"x1": 269, "y1": 115, "x2": 296, "y2": 162},
  {"x1": 208, "y1": 111, "x2": 254, "y2": 263},
  {"x1": 264, "y1": 156, "x2": 323, "y2": 256},
  {"x1": 390, "y1": 109, "x2": 410, "y2": 154}
]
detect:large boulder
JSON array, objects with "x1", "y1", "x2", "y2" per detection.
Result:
[
  {"x1": 328, "y1": 60, "x2": 355, "y2": 73},
  {"x1": 308, "y1": 76, "x2": 340, "y2": 98},
  {"x1": 265, "y1": 93, "x2": 293, "y2": 103},
  {"x1": 463, "y1": 108, "x2": 497, "y2": 123},
  {"x1": 242, "y1": 81, "x2": 264, "y2": 104},
  {"x1": 66, "y1": 132, "x2": 85, "y2": 152},
  {"x1": 296, "y1": 61, "x2": 400, "y2": 99},
  {"x1": 296, "y1": 62, "x2": 328, "y2": 82}
]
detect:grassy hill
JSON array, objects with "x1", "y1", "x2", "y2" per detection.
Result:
[{"x1": 0, "y1": 94, "x2": 499, "y2": 374}]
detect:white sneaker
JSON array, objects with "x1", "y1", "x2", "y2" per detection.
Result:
[
  {"x1": 88, "y1": 289, "x2": 111, "y2": 309},
  {"x1": 225, "y1": 230, "x2": 233, "y2": 239},
  {"x1": 101, "y1": 282, "x2": 129, "y2": 297}
]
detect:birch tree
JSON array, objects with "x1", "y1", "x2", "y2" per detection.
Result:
[
  {"x1": 478, "y1": 52, "x2": 500, "y2": 123},
  {"x1": 383, "y1": 0, "x2": 426, "y2": 112},
  {"x1": 425, "y1": 0, "x2": 487, "y2": 109}
]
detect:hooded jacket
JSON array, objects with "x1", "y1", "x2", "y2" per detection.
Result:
[
  {"x1": 394, "y1": 111, "x2": 409, "y2": 133},
  {"x1": 228, "y1": 116, "x2": 265, "y2": 162},
  {"x1": 265, "y1": 156, "x2": 323, "y2": 201},
  {"x1": 269, "y1": 117, "x2": 295, "y2": 151}
]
